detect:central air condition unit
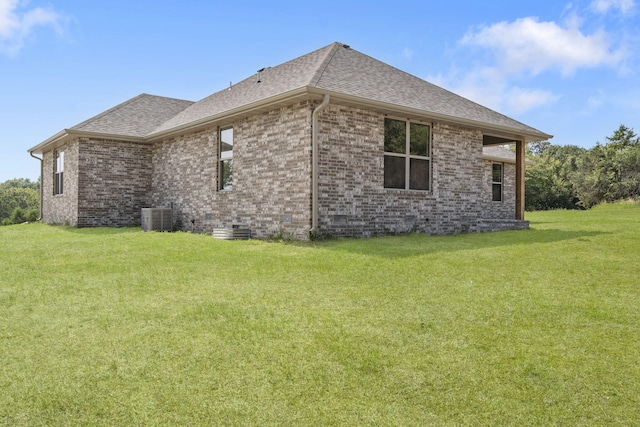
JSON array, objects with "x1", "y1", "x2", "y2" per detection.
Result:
[{"x1": 141, "y1": 208, "x2": 172, "y2": 232}]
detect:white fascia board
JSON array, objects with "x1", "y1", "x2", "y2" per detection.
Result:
[
  {"x1": 27, "y1": 129, "x2": 69, "y2": 154},
  {"x1": 306, "y1": 87, "x2": 553, "y2": 143},
  {"x1": 28, "y1": 129, "x2": 146, "y2": 154}
]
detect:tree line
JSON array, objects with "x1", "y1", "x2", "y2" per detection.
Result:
[
  {"x1": 525, "y1": 124, "x2": 640, "y2": 211},
  {"x1": 0, "y1": 178, "x2": 40, "y2": 225}
]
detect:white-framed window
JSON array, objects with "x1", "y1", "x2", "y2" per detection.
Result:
[
  {"x1": 219, "y1": 127, "x2": 233, "y2": 190},
  {"x1": 384, "y1": 118, "x2": 431, "y2": 191},
  {"x1": 53, "y1": 150, "x2": 64, "y2": 195},
  {"x1": 492, "y1": 162, "x2": 503, "y2": 202}
]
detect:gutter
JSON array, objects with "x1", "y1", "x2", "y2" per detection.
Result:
[
  {"x1": 29, "y1": 85, "x2": 552, "y2": 157},
  {"x1": 305, "y1": 87, "x2": 553, "y2": 143},
  {"x1": 311, "y1": 94, "x2": 330, "y2": 231},
  {"x1": 29, "y1": 151, "x2": 43, "y2": 221},
  {"x1": 28, "y1": 129, "x2": 147, "y2": 155}
]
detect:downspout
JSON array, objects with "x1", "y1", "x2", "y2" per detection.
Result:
[
  {"x1": 311, "y1": 94, "x2": 330, "y2": 231},
  {"x1": 29, "y1": 151, "x2": 43, "y2": 221}
]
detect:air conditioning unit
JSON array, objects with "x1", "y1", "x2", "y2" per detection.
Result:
[{"x1": 141, "y1": 208, "x2": 172, "y2": 232}]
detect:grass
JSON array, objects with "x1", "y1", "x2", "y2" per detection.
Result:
[{"x1": 1, "y1": 203, "x2": 639, "y2": 425}]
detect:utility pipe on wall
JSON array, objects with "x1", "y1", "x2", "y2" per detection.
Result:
[
  {"x1": 311, "y1": 94, "x2": 330, "y2": 231},
  {"x1": 29, "y1": 151, "x2": 43, "y2": 221}
]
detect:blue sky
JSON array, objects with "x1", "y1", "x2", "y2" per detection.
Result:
[{"x1": 1, "y1": 0, "x2": 638, "y2": 182}]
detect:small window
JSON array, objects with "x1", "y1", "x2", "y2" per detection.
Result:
[
  {"x1": 384, "y1": 118, "x2": 431, "y2": 191},
  {"x1": 54, "y1": 150, "x2": 64, "y2": 195},
  {"x1": 219, "y1": 127, "x2": 233, "y2": 190},
  {"x1": 492, "y1": 163, "x2": 503, "y2": 202}
]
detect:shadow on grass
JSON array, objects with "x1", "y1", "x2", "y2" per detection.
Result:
[
  {"x1": 52, "y1": 224, "x2": 607, "y2": 260},
  {"x1": 55, "y1": 225, "x2": 142, "y2": 236},
  {"x1": 309, "y1": 228, "x2": 607, "y2": 259}
]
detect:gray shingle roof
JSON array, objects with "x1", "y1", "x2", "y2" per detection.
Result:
[
  {"x1": 152, "y1": 44, "x2": 336, "y2": 134},
  {"x1": 31, "y1": 42, "x2": 550, "y2": 154},
  {"x1": 70, "y1": 94, "x2": 194, "y2": 138},
  {"x1": 151, "y1": 42, "x2": 549, "y2": 139},
  {"x1": 482, "y1": 145, "x2": 534, "y2": 164},
  {"x1": 482, "y1": 145, "x2": 517, "y2": 162},
  {"x1": 313, "y1": 44, "x2": 547, "y2": 137}
]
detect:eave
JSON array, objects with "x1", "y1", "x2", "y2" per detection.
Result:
[
  {"x1": 145, "y1": 87, "x2": 312, "y2": 142},
  {"x1": 30, "y1": 85, "x2": 552, "y2": 154},
  {"x1": 305, "y1": 87, "x2": 553, "y2": 144},
  {"x1": 28, "y1": 129, "x2": 146, "y2": 155}
]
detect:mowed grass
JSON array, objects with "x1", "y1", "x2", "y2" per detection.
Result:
[{"x1": 1, "y1": 204, "x2": 639, "y2": 426}]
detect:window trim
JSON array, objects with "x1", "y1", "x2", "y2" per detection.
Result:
[
  {"x1": 383, "y1": 117, "x2": 432, "y2": 191},
  {"x1": 53, "y1": 150, "x2": 64, "y2": 195},
  {"x1": 492, "y1": 162, "x2": 503, "y2": 202},
  {"x1": 218, "y1": 127, "x2": 233, "y2": 191}
]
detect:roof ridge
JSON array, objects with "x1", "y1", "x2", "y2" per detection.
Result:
[
  {"x1": 307, "y1": 42, "x2": 343, "y2": 87},
  {"x1": 139, "y1": 93, "x2": 194, "y2": 103}
]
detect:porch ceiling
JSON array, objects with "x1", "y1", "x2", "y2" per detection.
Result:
[{"x1": 483, "y1": 134, "x2": 518, "y2": 146}]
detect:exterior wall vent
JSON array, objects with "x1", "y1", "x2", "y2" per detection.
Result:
[
  {"x1": 212, "y1": 227, "x2": 251, "y2": 240},
  {"x1": 141, "y1": 208, "x2": 172, "y2": 232}
]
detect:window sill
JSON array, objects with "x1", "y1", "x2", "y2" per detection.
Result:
[{"x1": 384, "y1": 188, "x2": 431, "y2": 193}]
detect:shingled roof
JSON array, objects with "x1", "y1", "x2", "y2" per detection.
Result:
[
  {"x1": 312, "y1": 43, "x2": 548, "y2": 138},
  {"x1": 71, "y1": 94, "x2": 194, "y2": 138},
  {"x1": 29, "y1": 42, "x2": 550, "y2": 154},
  {"x1": 482, "y1": 145, "x2": 534, "y2": 164},
  {"x1": 150, "y1": 42, "x2": 550, "y2": 141},
  {"x1": 151, "y1": 43, "x2": 337, "y2": 134}
]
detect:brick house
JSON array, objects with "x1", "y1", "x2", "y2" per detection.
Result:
[{"x1": 28, "y1": 42, "x2": 551, "y2": 238}]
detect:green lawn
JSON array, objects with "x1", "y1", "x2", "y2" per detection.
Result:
[{"x1": 1, "y1": 204, "x2": 639, "y2": 426}]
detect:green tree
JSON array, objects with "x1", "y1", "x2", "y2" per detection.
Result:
[
  {"x1": 0, "y1": 178, "x2": 39, "y2": 191},
  {"x1": 525, "y1": 144, "x2": 586, "y2": 210},
  {"x1": 526, "y1": 140, "x2": 551, "y2": 157},
  {"x1": 0, "y1": 178, "x2": 40, "y2": 225},
  {"x1": 576, "y1": 125, "x2": 640, "y2": 208},
  {"x1": 605, "y1": 124, "x2": 639, "y2": 149},
  {"x1": 574, "y1": 125, "x2": 640, "y2": 208}
]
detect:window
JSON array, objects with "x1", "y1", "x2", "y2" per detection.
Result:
[
  {"x1": 219, "y1": 127, "x2": 233, "y2": 190},
  {"x1": 492, "y1": 163, "x2": 503, "y2": 202},
  {"x1": 384, "y1": 118, "x2": 431, "y2": 190},
  {"x1": 54, "y1": 150, "x2": 64, "y2": 195}
]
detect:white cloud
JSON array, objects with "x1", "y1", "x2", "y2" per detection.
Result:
[
  {"x1": 591, "y1": 0, "x2": 636, "y2": 14},
  {"x1": 0, "y1": 0, "x2": 66, "y2": 55},
  {"x1": 505, "y1": 87, "x2": 560, "y2": 114},
  {"x1": 402, "y1": 47, "x2": 413, "y2": 60},
  {"x1": 460, "y1": 17, "x2": 627, "y2": 77},
  {"x1": 430, "y1": 15, "x2": 630, "y2": 115},
  {"x1": 430, "y1": 66, "x2": 559, "y2": 114},
  {"x1": 430, "y1": 66, "x2": 506, "y2": 111}
]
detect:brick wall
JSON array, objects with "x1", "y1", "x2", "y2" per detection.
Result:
[
  {"x1": 39, "y1": 100, "x2": 526, "y2": 236},
  {"x1": 482, "y1": 160, "x2": 516, "y2": 219},
  {"x1": 150, "y1": 101, "x2": 313, "y2": 238},
  {"x1": 42, "y1": 140, "x2": 79, "y2": 226},
  {"x1": 77, "y1": 139, "x2": 152, "y2": 227},
  {"x1": 315, "y1": 103, "x2": 526, "y2": 237},
  {"x1": 150, "y1": 128, "x2": 216, "y2": 231}
]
